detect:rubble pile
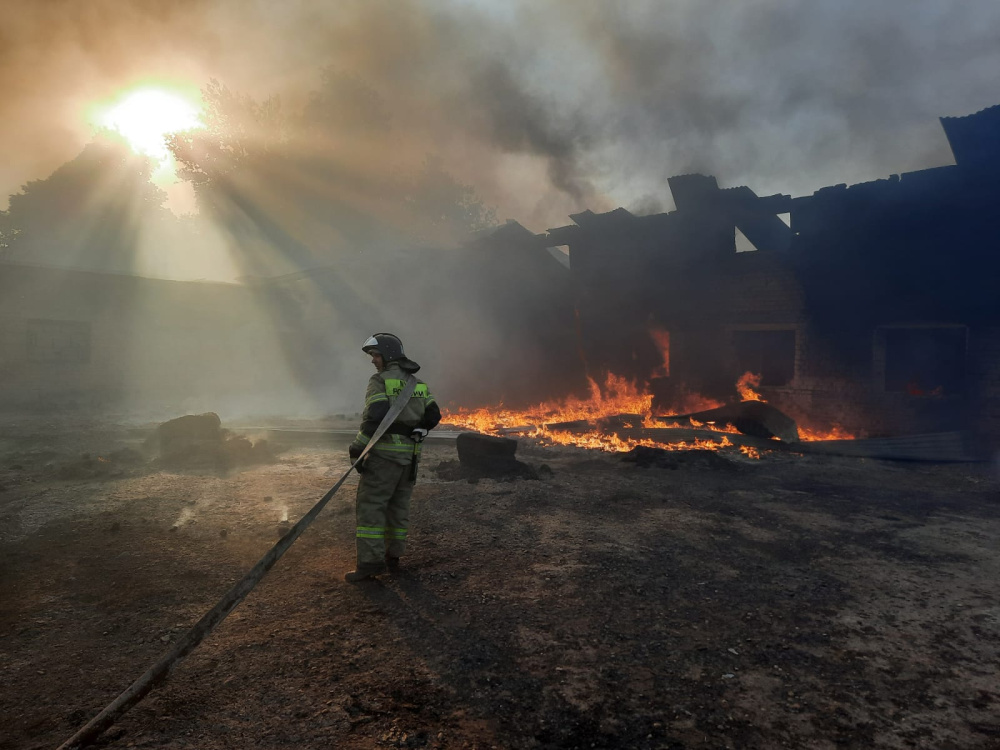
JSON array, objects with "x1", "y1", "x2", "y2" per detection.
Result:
[{"x1": 150, "y1": 413, "x2": 276, "y2": 470}]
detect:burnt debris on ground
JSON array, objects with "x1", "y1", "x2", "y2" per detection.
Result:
[
  {"x1": 2, "y1": 422, "x2": 999, "y2": 750},
  {"x1": 621, "y1": 445, "x2": 743, "y2": 471}
]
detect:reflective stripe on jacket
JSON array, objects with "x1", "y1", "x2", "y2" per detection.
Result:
[{"x1": 351, "y1": 362, "x2": 437, "y2": 466}]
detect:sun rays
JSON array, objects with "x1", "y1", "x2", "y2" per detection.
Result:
[{"x1": 96, "y1": 87, "x2": 202, "y2": 162}]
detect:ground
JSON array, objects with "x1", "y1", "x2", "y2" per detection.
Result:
[{"x1": 1, "y1": 418, "x2": 999, "y2": 750}]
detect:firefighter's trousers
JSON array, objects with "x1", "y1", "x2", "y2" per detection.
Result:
[{"x1": 354, "y1": 453, "x2": 415, "y2": 569}]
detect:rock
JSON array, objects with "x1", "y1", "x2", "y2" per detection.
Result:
[
  {"x1": 457, "y1": 432, "x2": 518, "y2": 464},
  {"x1": 156, "y1": 413, "x2": 223, "y2": 453},
  {"x1": 452, "y1": 433, "x2": 537, "y2": 479},
  {"x1": 150, "y1": 413, "x2": 277, "y2": 470}
]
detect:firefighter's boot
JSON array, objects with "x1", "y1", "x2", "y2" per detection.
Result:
[{"x1": 344, "y1": 562, "x2": 386, "y2": 583}]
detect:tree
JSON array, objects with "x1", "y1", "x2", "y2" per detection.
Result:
[
  {"x1": 167, "y1": 79, "x2": 286, "y2": 191},
  {"x1": 2, "y1": 134, "x2": 176, "y2": 273},
  {"x1": 0, "y1": 208, "x2": 18, "y2": 261},
  {"x1": 165, "y1": 74, "x2": 497, "y2": 275},
  {"x1": 405, "y1": 155, "x2": 498, "y2": 237}
]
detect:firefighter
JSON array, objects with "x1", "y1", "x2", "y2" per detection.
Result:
[{"x1": 345, "y1": 333, "x2": 441, "y2": 582}]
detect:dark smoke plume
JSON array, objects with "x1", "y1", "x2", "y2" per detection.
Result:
[{"x1": 2, "y1": 0, "x2": 999, "y2": 230}]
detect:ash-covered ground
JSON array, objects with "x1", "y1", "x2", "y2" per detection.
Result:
[{"x1": 1, "y1": 418, "x2": 999, "y2": 750}]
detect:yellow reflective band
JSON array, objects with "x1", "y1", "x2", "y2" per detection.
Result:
[
  {"x1": 355, "y1": 432, "x2": 370, "y2": 445},
  {"x1": 366, "y1": 393, "x2": 389, "y2": 407},
  {"x1": 384, "y1": 379, "x2": 428, "y2": 398},
  {"x1": 373, "y1": 445, "x2": 421, "y2": 454}
]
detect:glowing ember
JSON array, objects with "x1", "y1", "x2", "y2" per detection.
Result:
[
  {"x1": 736, "y1": 371, "x2": 765, "y2": 402},
  {"x1": 538, "y1": 431, "x2": 733, "y2": 453},
  {"x1": 686, "y1": 418, "x2": 741, "y2": 434},
  {"x1": 739, "y1": 445, "x2": 762, "y2": 459},
  {"x1": 657, "y1": 388, "x2": 726, "y2": 418},
  {"x1": 799, "y1": 424, "x2": 856, "y2": 441}
]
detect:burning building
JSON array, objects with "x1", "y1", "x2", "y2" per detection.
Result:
[
  {"x1": 2, "y1": 105, "x2": 998, "y2": 452},
  {"x1": 511, "y1": 104, "x2": 1000, "y2": 451}
]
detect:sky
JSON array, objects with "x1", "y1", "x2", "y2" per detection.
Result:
[{"x1": 2, "y1": 0, "x2": 999, "y2": 232}]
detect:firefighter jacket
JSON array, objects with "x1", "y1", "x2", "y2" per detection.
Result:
[{"x1": 350, "y1": 359, "x2": 441, "y2": 466}]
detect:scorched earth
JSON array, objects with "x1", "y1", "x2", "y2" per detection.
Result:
[{"x1": 1, "y1": 417, "x2": 999, "y2": 749}]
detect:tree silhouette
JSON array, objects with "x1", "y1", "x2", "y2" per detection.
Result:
[
  {"x1": 165, "y1": 73, "x2": 496, "y2": 275},
  {"x1": 168, "y1": 79, "x2": 286, "y2": 191},
  {"x1": 1, "y1": 134, "x2": 177, "y2": 273}
]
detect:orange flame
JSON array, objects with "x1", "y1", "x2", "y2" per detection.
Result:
[
  {"x1": 685, "y1": 418, "x2": 741, "y2": 434},
  {"x1": 446, "y1": 373, "x2": 652, "y2": 436},
  {"x1": 444, "y1": 371, "x2": 851, "y2": 457},
  {"x1": 799, "y1": 424, "x2": 855, "y2": 441},
  {"x1": 736, "y1": 371, "x2": 765, "y2": 402},
  {"x1": 446, "y1": 373, "x2": 738, "y2": 454}
]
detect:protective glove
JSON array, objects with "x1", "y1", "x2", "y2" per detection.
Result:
[
  {"x1": 410, "y1": 428, "x2": 429, "y2": 443},
  {"x1": 348, "y1": 443, "x2": 365, "y2": 473}
]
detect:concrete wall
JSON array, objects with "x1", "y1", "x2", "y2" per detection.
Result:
[{"x1": 0, "y1": 263, "x2": 306, "y2": 419}]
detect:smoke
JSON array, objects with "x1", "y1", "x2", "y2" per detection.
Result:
[
  {"x1": 0, "y1": 0, "x2": 1000, "y2": 418},
  {"x1": 2, "y1": 0, "x2": 999, "y2": 228},
  {"x1": 2, "y1": 0, "x2": 999, "y2": 420}
]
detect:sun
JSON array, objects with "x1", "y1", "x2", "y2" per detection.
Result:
[{"x1": 98, "y1": 87, "x2": 202, "y2": 160}]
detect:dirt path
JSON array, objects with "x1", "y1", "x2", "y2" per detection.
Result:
[{"x1": 1, "y1": 430, "x2": 999, "y2": 749}]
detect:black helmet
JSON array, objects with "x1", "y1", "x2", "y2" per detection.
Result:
[{"x1": 362, "y1": 332, "x2": 405, "y2": 362}]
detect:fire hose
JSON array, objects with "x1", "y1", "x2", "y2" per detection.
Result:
[{"x1": 57, "y1": 375, "x2": 420, "y2": 750}]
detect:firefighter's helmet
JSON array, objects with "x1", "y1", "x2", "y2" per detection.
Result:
[{"x1": 362, "y1": 333, "x2": 405, "y2": 363}]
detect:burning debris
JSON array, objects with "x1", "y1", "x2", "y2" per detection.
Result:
[
  {"x1": 659, "y1": 400, "x2": 800, "y2": 443},
  {"x1": 445, "y1": 370, "x2": 847, "y2": 460},
  {"x1": 621, "y1": 445, "x2": 741, "y2": 471}
]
